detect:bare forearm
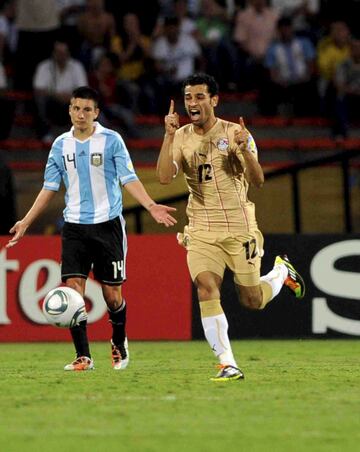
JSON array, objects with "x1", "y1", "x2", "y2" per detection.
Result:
[
  {"x1": 234, "y1": 118, "x2": 264, "y2": 188},
  {"x1": 22, "y1": 188, "x2": 57, "y2": 227},
  {"x1": 156, "y1": 133, "x2": 176, "y2": 184},
  {"x1": 123, "y1": 180, "x2": 155, "y2": 211},
  {"x1": 6, "y1": 188, "x2": 56, "y2": 248},
  {"x1": 124, "y1": 180, "x2": 177, "y2": 227},
  {"x1": 242, "y1": 151, "x2": 264, "y2": 188}
]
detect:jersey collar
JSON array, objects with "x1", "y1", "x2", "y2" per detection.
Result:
[{"x1": 69, "y1": 121, "x2": 106, "y2": 139}]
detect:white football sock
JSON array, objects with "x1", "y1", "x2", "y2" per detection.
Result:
[
  {"x1": 260, "y1": 262, "x2": 288, "y2": 302},
  {"x1": 201, "y1": 313, "x2": 237, "y2": 367}
]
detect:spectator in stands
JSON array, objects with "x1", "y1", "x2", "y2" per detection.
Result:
[
  {"x1": 271, "y1": 0, "x2": 320, "y2": 39},
  {"x1": 333, "y1": 38, "x2": 360, "y2": 139},
  {"x1": 186, "y1": 0, "x2": 202, "y2": 17},
  {"x1": 317, "y1": 21, "x2": 351, "y2": 112},
  {"x1": 77, "y1": 0, "x2": 116, "y2": 70},
  {"x1": 261, "y1": 16, "x2": 316, "y2": 116},
  {"x1": 57, "y1": 0, "x2": 86, "y2": 57},
  {"x1": 105, "y1": 0, "x2": 161, "y2": 38},
  {"x1": 232, "y1": 0, "x2": 279, "y2": 90},
  {"x1": 0, "y1": 59, "x2": 15, "y2": 141},
  {"x1": 113, "y1": 13, "x2": 151, "y2": 84},
  {"x1": 152, "y1": 0, "x2": 199, "y2": 61},
  {"x1": 149, "y1": 16, "x2": 201, "y2": 113},
  {"x1": 89, "y1": 52, "x2": 138, "y2": 138},
  {"x1": 185, "y1": 0, "x2": 235, "y2": 18},
  {"x1": 195, "y1": 0, "x2": 231, "y2": 84},
  {"x1": 0, "y1": 152, "x2": 16, "y2": 235},
  {"x1": 175, "y1": 0, "x2": 198, "y2": 38},
  {"x1": 111, "y1": 13, "x2": 151, "y2": 113},
  {"x1": 0, "y1": 58, "x2": 6, "y2": 89},
  {"x1": 0, "y1": 11, "x2": 15, "y2": 140},
  {"x1": 319, "y1": 0, "x2": 360, "y2": 39},
  {"x1": 152, "y1": 16, "x2": 201, "y2": 82},
  {"x1": 0, "y1": 0, "x2": 17, "y2": 68},
  {"x1": 15, "y1": 0, "x2": 60, "y2": 90},
  {"x1": 0, "y1": 1, "x2": 16, "y2": 139},
  {"x1": 33, "y1": 40, "x2": 88, "y2": 142}
]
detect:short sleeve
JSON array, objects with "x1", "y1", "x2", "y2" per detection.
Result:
[
  {"x1": 43, "y1": 141, "x2": 63, "y2": 191},
  {"x1": 113, "y1": 134, "x2": 139, "y2": 185},
  {"x1": 235, "y1": 132, "x2": 258, "y2": 161}
]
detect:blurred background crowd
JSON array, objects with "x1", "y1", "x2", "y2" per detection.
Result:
[
  {"x1": 0, "y1": 0, "x2": 359, "y2": 143},
  {"x1": 0, "y1": 0, "x2": 359, "y2": 235}
]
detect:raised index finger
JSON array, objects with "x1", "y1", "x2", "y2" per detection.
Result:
[
  {"x1": 239, "y1": 116, "x2": 246, "y2": 129},
  {"x1": 168, "y1": 99, "x2": 175, "y2": 115}
]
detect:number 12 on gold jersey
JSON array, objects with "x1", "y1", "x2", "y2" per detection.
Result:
[{"x1": 198, "y1": 164, "x2": 213, "y2": 183}]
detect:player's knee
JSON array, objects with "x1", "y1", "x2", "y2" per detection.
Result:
[
  {"x1": 195, "y1": 273, "x2": 222, "y2": 301},
  {"x1": 65, "y1": 279, "x2": 84, "y2": 297},
  {"x1": 105, "y1": 298, "x2": 119, "y2": 311},
  {"x1": 102, "y1": 285, "x2": 122, "y2": 310},
  {"x1": 197, "y1": 285, "x2": 220, "y2": 301},
  {"x1": 241, "y1": 294, "x2": 262, "y2": 310}
]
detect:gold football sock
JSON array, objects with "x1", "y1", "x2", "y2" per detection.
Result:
[
  {"x1": 259, "y1": 263, "x2": 288, "y2": 308},
  {"x1": 260, "y1": 280, "x2": 273, "y2": 309}
]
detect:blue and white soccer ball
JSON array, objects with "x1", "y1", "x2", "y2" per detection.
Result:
[{"x1": 42, "y1": 286, "x2": 87, "y2": 328}]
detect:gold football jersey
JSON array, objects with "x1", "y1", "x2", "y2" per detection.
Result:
[{"x1": 173, "y1": 118, "x2": 259, "y2": 232}]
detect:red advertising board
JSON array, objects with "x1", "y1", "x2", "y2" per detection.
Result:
[{"x1": 0, "y1": 234, "x2": 192, "y2": 342}]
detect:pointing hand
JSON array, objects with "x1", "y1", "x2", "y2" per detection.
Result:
[
  {"x1": 234, "y1": 116, "x2": 250, "y2": 149},
  {"x1": 164, "y1": 100, "x2": 180, "y2": 135}
]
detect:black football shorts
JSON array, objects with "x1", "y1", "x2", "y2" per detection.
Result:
[{"x1": 61, "y1": 216, "x2": 127, "y2": 285}]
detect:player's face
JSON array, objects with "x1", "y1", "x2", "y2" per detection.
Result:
[
  {"x1": 184, "y1": 84, "x2": 218, "y2": 128},
  {"x1": 69, "y1": 98, "x2": 99, "y2": 133}
]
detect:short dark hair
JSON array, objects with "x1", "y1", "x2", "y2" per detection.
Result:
[
  {"x1": 182, "y1": 73, "x2": 219, "y2": 97},
  {"x1": 71, "y1": 86, "x2": 100, "y2": 106}
]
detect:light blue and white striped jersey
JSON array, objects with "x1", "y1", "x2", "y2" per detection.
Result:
[{"x1": 43, "y1": 122, "x2": 138, "y2": 224}]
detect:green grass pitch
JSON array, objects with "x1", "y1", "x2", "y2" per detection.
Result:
[{"x1": 0, "y1": 340, "x2": 359, "y2": 452}]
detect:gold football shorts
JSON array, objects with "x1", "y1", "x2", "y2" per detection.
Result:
[{"x1": 177, "y1": 226, "x2": 264, "y2": 286}]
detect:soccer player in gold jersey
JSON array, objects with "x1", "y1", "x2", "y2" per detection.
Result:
[{"x1": 157, "y1": 73, "x2": 305, "y2": 381}]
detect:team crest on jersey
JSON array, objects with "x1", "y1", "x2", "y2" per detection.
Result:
[
  {"x1": 91, "y1": 153, "x2": 103, "y2": 167},
  {"x1": 216, "y1": 138, "x2": 229, "y2": 152}
]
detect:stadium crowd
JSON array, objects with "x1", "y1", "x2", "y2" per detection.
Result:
[{"x1": 0, "y1": 0, "x2": 359, "y2": 141}]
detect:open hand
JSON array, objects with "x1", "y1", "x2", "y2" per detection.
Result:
[
  {"x1": 6, "y1": 220, "x2": 28, "y2": 248},
  {"x1": 149, "y1": 204, "x2": 177, "y2": 227}
]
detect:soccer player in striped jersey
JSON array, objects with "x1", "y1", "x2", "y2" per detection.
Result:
[
  {"x1": 7, "y1": 86, "x2": 177, "y2": 371},
  {"x1": 157, "y1": 73, "x2": 305, "y2": 382}
]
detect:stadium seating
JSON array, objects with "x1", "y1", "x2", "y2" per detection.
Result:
[{"x1": 2, "y1": 89, "x2": 360, "y2": 171}]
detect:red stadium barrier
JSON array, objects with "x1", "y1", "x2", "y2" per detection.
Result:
[
  {"x1": 134, "y1": 114, "x2": 332, "y2": 128},
  {"x1": 0, "y1": 138, "x2": 49, "y2": 150},
  {"x1": 9, "y1": 161, "x2": 45, "y2": 171},
  {"x1": 3, "y1": 90, "x2": 33, "y2": 101},
  {"x1": 0, "y1": 234, "x2": 191, "y2": 342}
]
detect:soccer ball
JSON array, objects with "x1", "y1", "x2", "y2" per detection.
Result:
[{"x1": 42, "y1": 286, "x2": 87, "y2": 328}]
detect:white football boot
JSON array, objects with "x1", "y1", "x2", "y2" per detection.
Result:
[
  {"x1": 111, "y1": 338, "x2": 129, "y2": 370},
  {"x1": 64, "y1": 356, "x2": 94, "y2": 371}
]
